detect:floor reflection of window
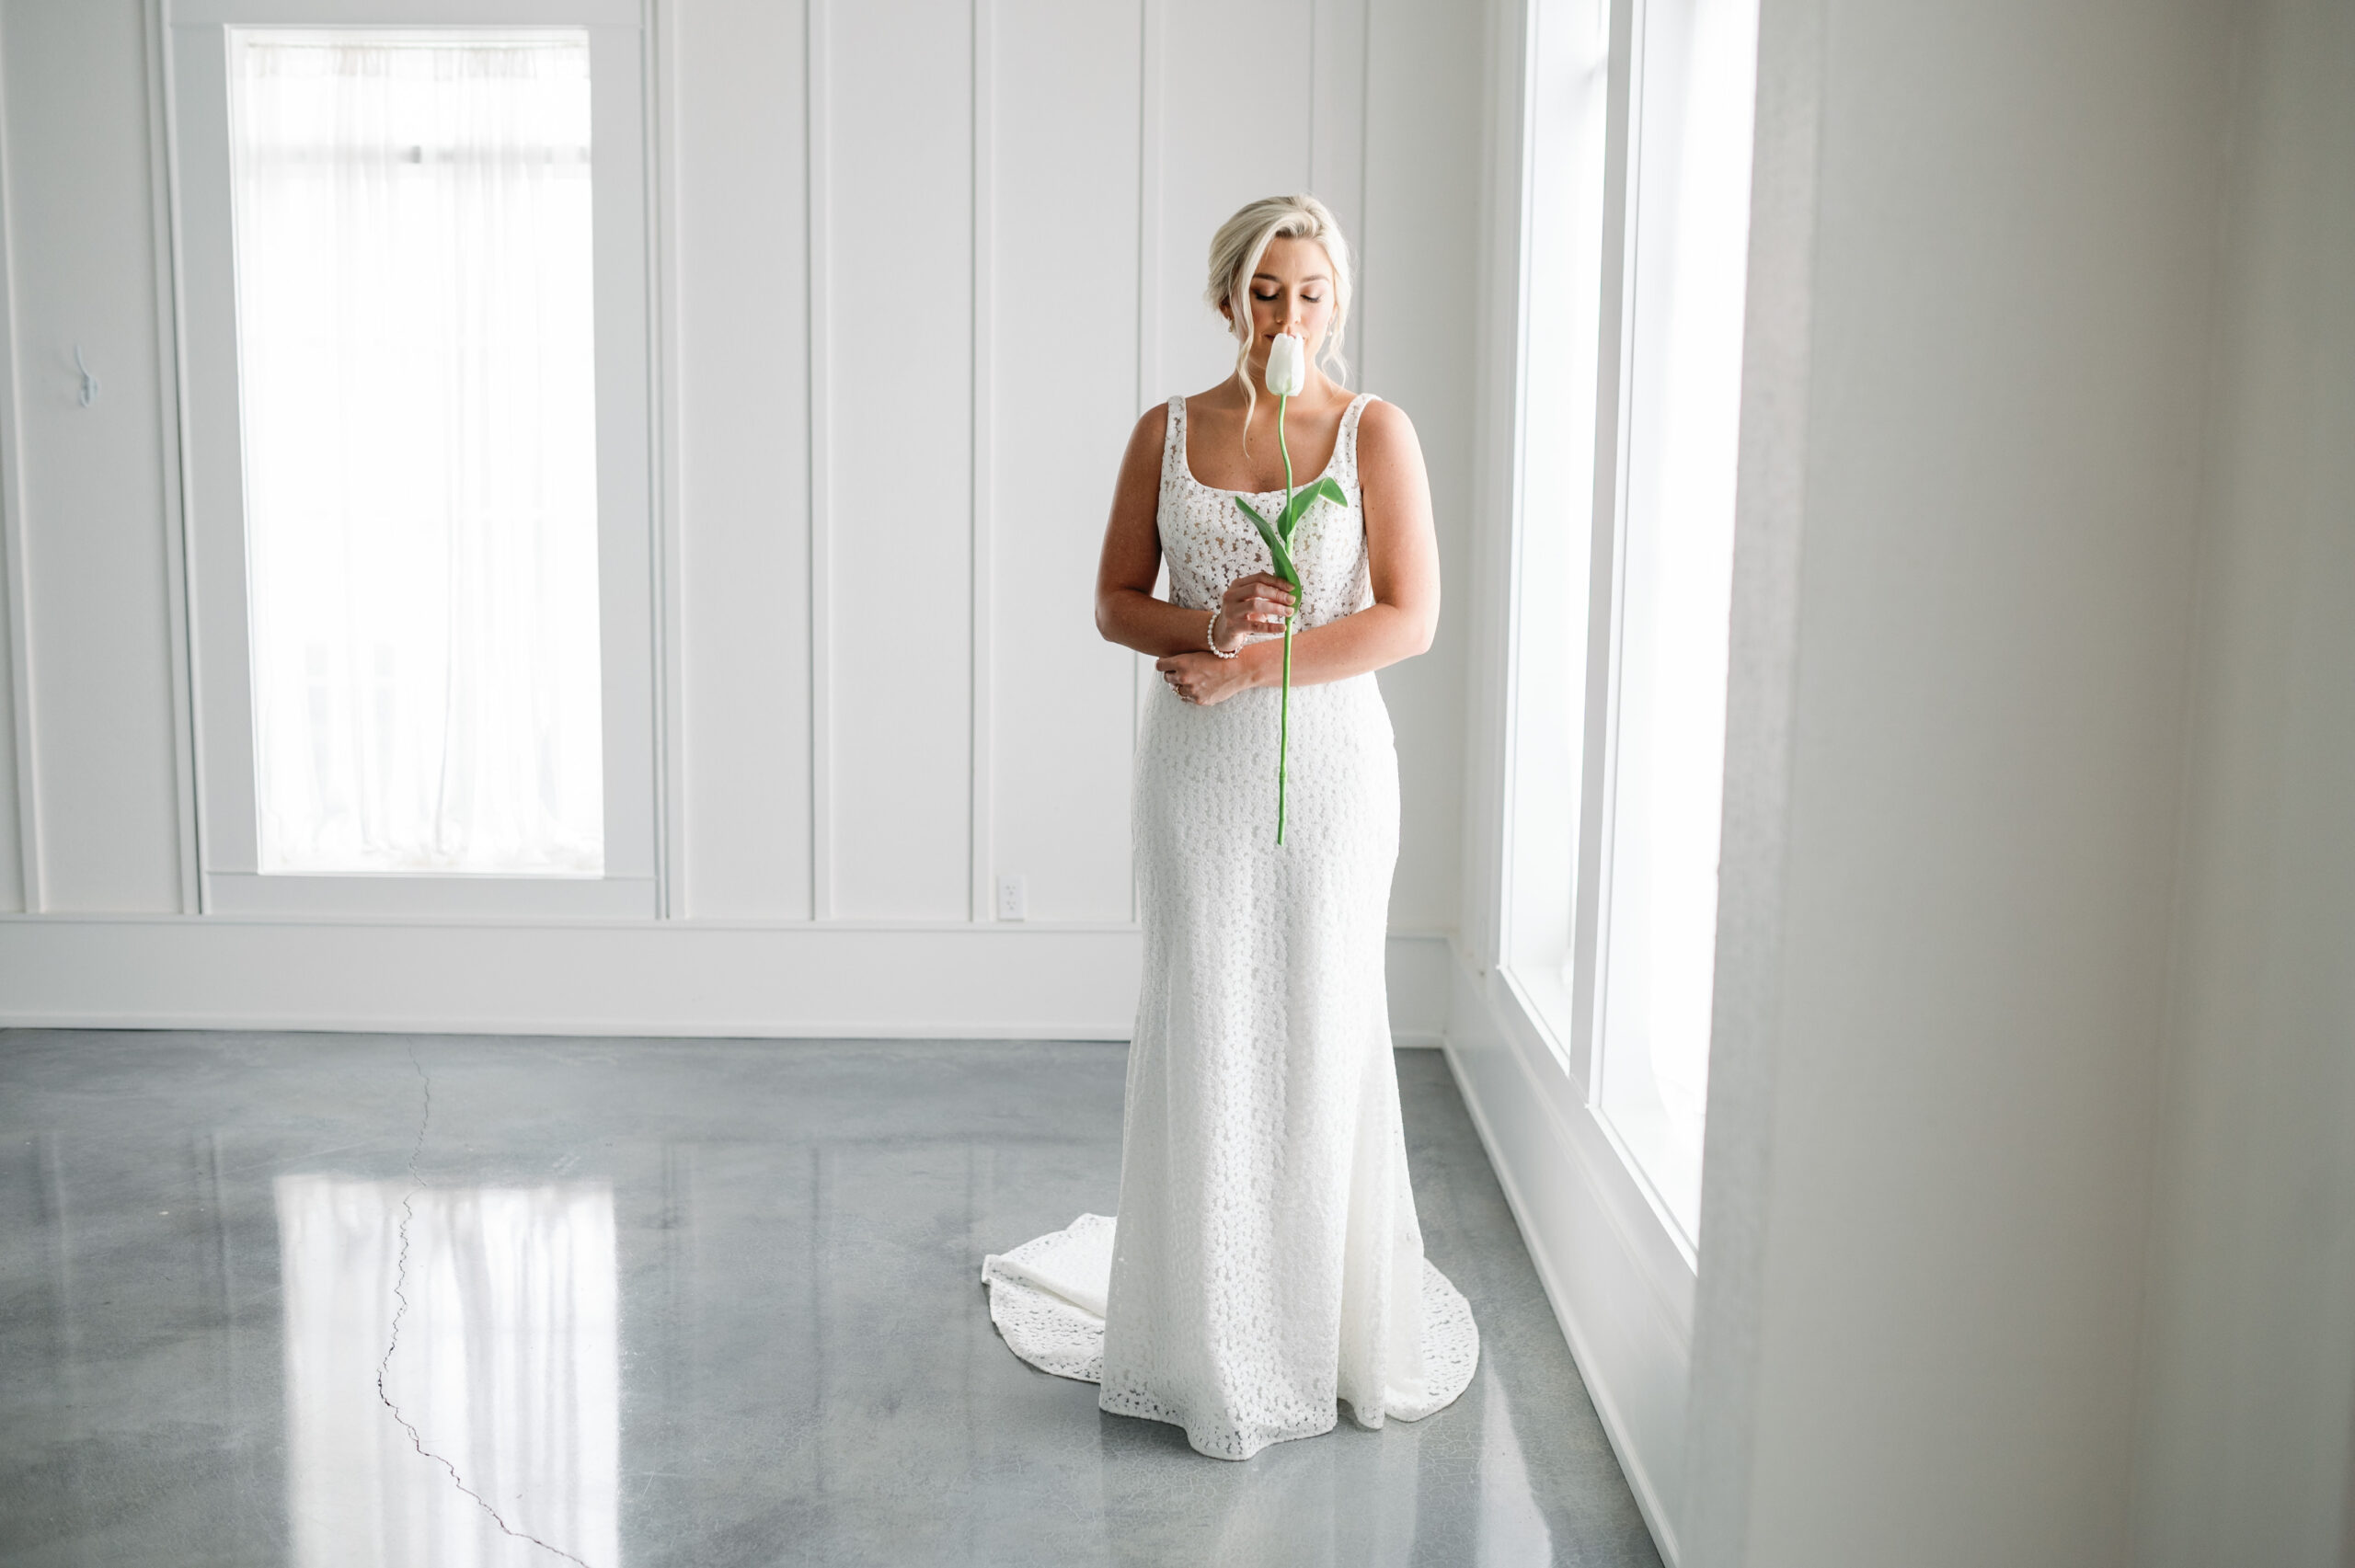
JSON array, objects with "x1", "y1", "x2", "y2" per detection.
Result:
[
  {"x1": 277, "y1": 1174, "x2": 619, "y2": 1568},
  {"x1": 1474, "y1": 1366, "x2": 1551, "y2": 1565}
]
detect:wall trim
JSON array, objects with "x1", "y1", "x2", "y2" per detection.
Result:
[
  {"x1": 0, "y1": 33, "x2": 39, "y2": 912},
  {"x1": 0, "y1": 920, "x2": 1453, "y2": 1045},
  {"x1": 968, "y1": 0, "x2": 995, "y2": 922},
  {"x1": 1127, "y1": 0, "x2": 1164, "y2": 910},
  {"x1": 804, "y1": 0, "x2": 836, "y2": 921},
  {"x1": 142, "y1": 0, "x2": 203, "y2": 915},
  {"x1": 1443, "y1": 936, "x2": 1691, "y2": 1565},
  {"x1": 648, "y1": 0, "x2": 684, "y2": 920}
]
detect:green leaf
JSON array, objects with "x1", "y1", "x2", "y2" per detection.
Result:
[
  {"x1": 1235, "y1": 497, "x2": 1302, "y2": 588},
  {"x1": 1277, "y1": 476, "x2": 1350, "y2": 540}
]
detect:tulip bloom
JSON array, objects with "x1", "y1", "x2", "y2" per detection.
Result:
[
  {"x1": 1264, "y1": 329, "x2": 1307, "y2": 398},
  {"x1": 1233, "y1": 331, "x2": 1344, "y2": 844}
]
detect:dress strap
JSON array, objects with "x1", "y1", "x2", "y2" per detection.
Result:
[
  {"x1": 1338, "y1": 393, "x2": 1379, "y2": 485},
  {"x1": 1162, "y1": 395, "x2": 1187, "y2": 487}
]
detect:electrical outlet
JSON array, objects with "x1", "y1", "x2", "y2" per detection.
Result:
[{"x1": 995, "y1": 874, "x2": 1028, "y2": 921}]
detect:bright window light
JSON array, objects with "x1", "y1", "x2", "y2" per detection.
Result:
[
  {"x1": 1593, "y1": 0, "x2": 1759, "y2": 1237},
  {"x1": 228, "y1": 30, "x2": 603, "y2": 876}
]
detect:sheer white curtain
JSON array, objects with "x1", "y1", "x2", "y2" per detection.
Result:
[{"x1": 228, "y1": 32, "x2": 603, "y2": 876}]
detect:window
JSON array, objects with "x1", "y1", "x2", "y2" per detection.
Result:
[
  {"x1": 169, "y1": 0, "x2": 655, "y2": 916},
  {"x1": 231, "y1": 30, "x2": 603, "y2": 876},
  {"x1": 1591, "y1": 0, "x2": 1760, "y2": 1238},
  {"x1": 1504, "y1": 0, "x2": 1760, "y2": 1249}
]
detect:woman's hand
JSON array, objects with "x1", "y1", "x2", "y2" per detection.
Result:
[
  {"x1": 1215, "y1": 573, "x2": 1296, "y2": 652},
  {"x1": 1160, "y1": 575, "x2": 1294, "y2": 704},
  {"x1": 1156, "y1": 649, "x2": 1258, "y2": 706}
]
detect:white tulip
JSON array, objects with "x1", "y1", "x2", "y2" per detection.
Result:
[{"x1": 1263, "y1": 331, "x2": 1307, "y2": 397}]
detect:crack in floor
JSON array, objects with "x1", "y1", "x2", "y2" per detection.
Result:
[{"x1": 376, "y1": 1043, "x2": 596, "y2": 1568}]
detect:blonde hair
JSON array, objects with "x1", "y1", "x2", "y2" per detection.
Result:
[{"x1": 1205, "y1": 194, "x2": 1354, "y2": 449}]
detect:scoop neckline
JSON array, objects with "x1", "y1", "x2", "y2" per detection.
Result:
[{"x1": 1176, "y1": 394, "x2": 1358, "y2": 498}]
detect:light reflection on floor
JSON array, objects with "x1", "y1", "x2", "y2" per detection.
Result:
[
  {"x1": 278, "y1": 1174, "x2": 618, "y2": 1568},
  {"x1": 0, "y1": 1031, "x2": 1660, "y2": 1567}
]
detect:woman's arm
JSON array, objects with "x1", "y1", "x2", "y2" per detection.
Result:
[
  {"x1": 1096, "y1": 406, "x2": 1200, "y2": 655},
  {"x1": 1155, "y1": 399, "x2": 1440, "y2": 705}
]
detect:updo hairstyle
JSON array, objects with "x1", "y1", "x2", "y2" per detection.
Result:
[{"x1": 1203, "y1": 194, "x2": 1355, "y2": 447}]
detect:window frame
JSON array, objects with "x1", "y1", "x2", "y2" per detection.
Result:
[
  {"x1": 164, "y1": 0, "x2": 658, "y2": 918},
  {"x1": 1500, "y1": 0, "x2": 1758, "y2": 1261}
]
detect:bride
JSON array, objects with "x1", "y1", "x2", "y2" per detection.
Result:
[{"x1": 982, "y1": 193, "x2": 1477, "y2": 1460}]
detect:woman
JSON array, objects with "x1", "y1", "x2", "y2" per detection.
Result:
[{"x1": 982, "y1": 194, "x2": 1476, "y2": 1460}]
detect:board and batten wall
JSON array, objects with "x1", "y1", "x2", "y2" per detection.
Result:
[{"x1": 0, "y1": 0, "x2": 1485, "y2": 1036}]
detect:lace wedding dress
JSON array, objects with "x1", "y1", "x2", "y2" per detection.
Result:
[{"x1": 982, "y1": 392, "x2": 1478, "y2": 1460}]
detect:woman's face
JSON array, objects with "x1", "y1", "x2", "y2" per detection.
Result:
[{"x1": 1227, "y1": 235, "x2": 1335, "y2": 379}]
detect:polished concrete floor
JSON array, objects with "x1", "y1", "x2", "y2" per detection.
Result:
[{"x1": 0, "y1": 1029, "x2": 1662, "y2": 1568}]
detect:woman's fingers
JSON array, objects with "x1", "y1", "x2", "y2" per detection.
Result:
[
  {"x1": 1222, "y1": 573, "x2": 1297, "y2": 633},
  {"x1": 1236, "y1": 571, "x2": 1296, "y2": 601},
  {"x1": 1224, "y1": 574, "x2": 1293, "y2": 605}
]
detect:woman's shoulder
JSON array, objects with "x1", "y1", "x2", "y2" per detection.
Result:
[
  {"x1": 1178, "y1": 381, "x2": 1246, "y2": 416},
  {"x1": 1354, "y1": 395, "x2": 1418, "y2": 451},
  {"x1": 1123, "y1": 398, "x2": 1173, "y2": 454}
]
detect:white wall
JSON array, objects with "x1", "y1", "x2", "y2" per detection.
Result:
[
  {"x1": 0, "y1": 0, "x2": 1487, "y2": 1037},
  {"x1": 2131, "y1": 1, "x2": 2355, "y2": 1562}
]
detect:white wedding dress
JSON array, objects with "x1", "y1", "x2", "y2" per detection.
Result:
[{"x1": 982, "y1": 392, "x2": 1478, "y2": 1460}]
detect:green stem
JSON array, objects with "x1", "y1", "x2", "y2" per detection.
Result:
[
  {"x1": 1279, "y1": 622, "x2": 1292, "y2": 844},
  {"x1": 1279, "y1": 391, "x2": 1294, "y2": 498},
  {"x1": 1276, "y1": 392, "x2": 1294, "y2": 845}
]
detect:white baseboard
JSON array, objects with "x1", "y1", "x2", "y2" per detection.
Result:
[
  {"x1": 0, "y1": 916, "x2": 1456, "y2": 1043},
  {"x1": 1385, "y1": 926, "x2": 1454, "y2": 1046},
  {"x1": 1441, "y1": 942, "x2": 1694, "y2": 1567}
]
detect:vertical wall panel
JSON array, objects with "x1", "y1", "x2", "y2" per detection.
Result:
[
  {"x1": 820, "y1": 0, "x2": 975, "y2": 921},
  {"x1": 675, "y1": 0, "x2": 816, "y2": 920},
  {"x1": 987, "y1": 0, "x2": 1143, "y2": 925},
  {"x1": 1364, "y1": 0, "x2": 1482, "y2": 933},
  {"x1": 1, "y1": 0, "x2": 185, "y2": 911},
  {"x1": 1154, "y1": 0, "x2": 1316, "y2": 396},
  {"x1": 1310, "y1": 0, "x2": 1370, "y2": 249}
]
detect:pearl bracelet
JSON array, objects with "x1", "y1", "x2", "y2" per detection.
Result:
[{"x1": 1205, "y1": 609, "x2": 1237, "y2": 659}]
